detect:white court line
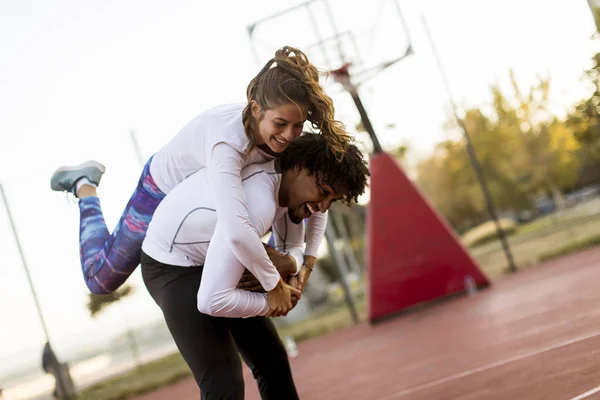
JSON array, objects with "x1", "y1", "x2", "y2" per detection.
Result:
[
  {"x1": 569, "y1": 385, "x2": 600, "y2": 400},
  {"x1": 375, "y1": 330, "x2": 600, "y2": 400}
]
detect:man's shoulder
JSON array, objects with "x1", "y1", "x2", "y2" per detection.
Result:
[
  {"x1": 241, "y1": 160, "x2": 279, "y2": 183},
  {"x1": 241, "y1": 161, "x2": 280, "y2": 215}
]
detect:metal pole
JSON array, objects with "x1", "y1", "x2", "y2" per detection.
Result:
[
  {"x1": 129, "y1": 130, "x2": 145, "y2": 167},
  {"x1": 306, "y1": 4, "x2": 332, "y2": 69},
  {"x1": 346, "y1": 82, "x2": 384, "y2": 153},
  {"x1": 321, "y1": 0, "x2": 348, "y2": 65},
  {"x1": 1, "y1": 184, "x2": 51, "y2": 341},
  {"x1": 246, "y1": 24, "x2": 263, "y2": 69},
  {"x1": 330, "y1": 64, "x2": 383, "y2": 152},
  {"x1": 325, "y1": 222, "x2": 360, "y2": 324},
  {"x1": 421, "y1": 17, "x2": 517, "y2": 273},
  {"x1": 0, "y1": 184, "x2": 72, "y2": 398},
  {"x1": 330, "y1": 209, "x2": 362, "y2": 275},
  {"x1": 393, "y1": 0, "x2": 413, "y2": 45}
]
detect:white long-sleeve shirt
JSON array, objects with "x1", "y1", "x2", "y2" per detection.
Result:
[
  {"x1": 149, "y1": 103, "x2": 326, "y2": 292},
  {"x1": 142, "y1": 161, "x2": 307, "y2": 318}
]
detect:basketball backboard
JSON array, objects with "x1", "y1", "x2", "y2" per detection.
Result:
[{"x1": 247, "y1": 0, "x2": 412, "y2": 87}]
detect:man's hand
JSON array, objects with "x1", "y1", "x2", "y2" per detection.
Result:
[
  {"x1": 298, "y1": 256, "x2": 316, "y2": 292},
  {"x1": 297, "y1": 265, "x2": 313, "y2": 292},
  {"x1": 288, "y1": 275, "x2": 299, "y2": 290},
  {"x1": 266, "y1": 278, "x2": 301, "y2": 318},
  {"x1": 288, "y1": 275, "x2": 300, "y2": 309}
]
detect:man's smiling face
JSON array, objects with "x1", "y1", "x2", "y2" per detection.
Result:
[{"x1": 285, "y1": 168, "x2": 347, "y2": 224}]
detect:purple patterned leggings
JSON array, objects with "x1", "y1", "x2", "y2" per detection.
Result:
[{"x1": 78, "y1": 156, "x2": 166, "y2": 294}]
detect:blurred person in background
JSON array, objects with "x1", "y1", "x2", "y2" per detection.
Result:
[
  {"x1": 41, "y1": 342, "x2": 61, "y2": 399},
  {"x1": 41, "y1": 342, "x2": 75, "y2": 399}
]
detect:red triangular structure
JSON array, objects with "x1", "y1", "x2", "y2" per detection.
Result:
[{"x1": 367, "y1": 152, "x2": 490, "y2": 322}]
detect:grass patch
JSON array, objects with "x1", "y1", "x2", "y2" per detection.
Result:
[
  {"x1": 469, "y1": 201, "x2": 600, "y2": 278},
  {"x1": 515, "y1": 215, "x2": 559, "y2": 236},
  {"x1": 538, "y1": 234, "x2": 600, "y2": 262},
  {"x1": 76, "y1": 353, "x2": 191, "y2": 400},
  {"x1": 461, "y1": 219, "x2": 517, "y2": 247}
]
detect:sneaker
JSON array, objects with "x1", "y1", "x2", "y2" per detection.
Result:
[{"x1": 50, "y1": 161, "x2": 106, "y2": 193}]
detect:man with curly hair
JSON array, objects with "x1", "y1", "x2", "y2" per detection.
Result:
[{"x1": 140, "y1": 132, "x2": 369, "y2": 399}]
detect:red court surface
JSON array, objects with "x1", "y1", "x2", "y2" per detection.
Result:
[{"x1": 136, "y1": 247, "x2": 600, "y2": 400}]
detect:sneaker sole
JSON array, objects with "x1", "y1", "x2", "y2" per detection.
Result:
[
  {"x1": 51, "y1": 160, "x2": 106, "y2": 177},
  {"x1": 50, "y1": 160, "x2": 106, "y2": 191}
]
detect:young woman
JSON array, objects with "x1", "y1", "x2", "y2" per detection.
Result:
[{"x1": 50, "y1": 46, "x2": 351, "y2": 315}]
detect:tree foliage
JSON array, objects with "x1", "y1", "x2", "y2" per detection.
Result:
[
  {"x1": 416, "y1": 70, "x2": 584, "y2": 232},
  {"x1": 567, "y1": 53, "x2": 600, "y2": 159},
  {"x1": 87, "y1": 285, "x2": 134, "y2": 317}
]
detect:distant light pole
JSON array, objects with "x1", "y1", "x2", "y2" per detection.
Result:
[
  {"x1": 0, "y1": 183, "x2": 73, "y2": 397},
  {"x1": 421, "y1": 16, "x2": 517, "y2": 273}
]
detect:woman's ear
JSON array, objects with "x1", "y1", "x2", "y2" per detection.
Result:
[{"x1": 250, "y1": 100, "x2": 262, "y2": 120}]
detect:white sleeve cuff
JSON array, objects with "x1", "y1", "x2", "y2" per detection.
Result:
[{"x1": 286, "y1": 248, "x2": 304, "y2": 276}]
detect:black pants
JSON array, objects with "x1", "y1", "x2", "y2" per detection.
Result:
[{"x1": 141, "y1": 251, "x2": 299, "y2": 400}]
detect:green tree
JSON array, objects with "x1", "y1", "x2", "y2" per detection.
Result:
[
  {"x1": 567, "y1": 53, "x2": 600, "y2": 163},
  {"x1": 417, "y1": 71, "x2": 582, "y2": 230},
  {"x1": 507, "y1": 72, "x2": 580, "y2": 209},
  {"x1": 417, "y1": 139, "x2": 487, "y2": 231},
  {"x1": 87, "y1": 285, "x2": 134, "y2": 316}
]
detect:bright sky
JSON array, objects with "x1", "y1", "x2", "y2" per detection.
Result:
[{"x1": 0, "y1": 0, "x2": 596, "y2": 374}]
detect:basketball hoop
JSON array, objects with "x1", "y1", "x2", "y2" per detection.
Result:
[{"x1": 327, "y1": 61, "x2": 382, "y2": 153}]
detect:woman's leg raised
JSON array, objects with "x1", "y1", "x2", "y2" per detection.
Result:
[{"x1": 51, "y1": 157, "x2": 166, "y2": 294}]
